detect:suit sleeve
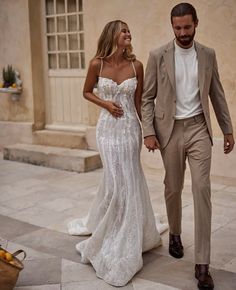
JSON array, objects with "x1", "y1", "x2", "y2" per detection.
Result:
[
  {"x1": 141, "y1": 51, "x2": 158, "y2": 138},
  {"x1": 209, "y1": 50, "x2": 233, "y2": 135}
]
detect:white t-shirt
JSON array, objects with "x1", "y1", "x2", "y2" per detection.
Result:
[{"x1": 174, "y1": 41, "x2": 203, "y2": 119}]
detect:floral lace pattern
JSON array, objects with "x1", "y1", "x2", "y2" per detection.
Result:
[{"x1": 68, "y1": 77, "x2": 168, "y2": 286}]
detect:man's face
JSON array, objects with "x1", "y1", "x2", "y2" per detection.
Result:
[{"x1": 172, "y1": 14, "x2": 198, "y2": 48}]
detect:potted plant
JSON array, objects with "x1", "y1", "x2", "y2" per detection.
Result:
[
  {"x1": 0, "y1": 65, "x2": 23, "y2": 101},
  {"x1": 2, "y1": 65, "x2": 16, "y2": 88}
]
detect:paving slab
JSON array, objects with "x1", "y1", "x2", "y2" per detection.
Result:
[
  {"x1": 133, "y1": 278, "x2": 181, "y2": 290},
  {"x1": 12, "y1": 227, "x2": 84, "y2": 263},
  {"x1": 6, "y1": 241, "x2": 56, "y2": 261},
  {"x1": 222, "y1": 257, "x2": 236, "y2": 273},
  {"x1": 61, "y1": 259, "x2": 99, "y2": 283},
  {"x1": 61, "y1": 280, "x2": 134, "y2": 290},
  {"x1": 0, "y1": 214, "x2": 40, "y2": 240},
  {"x1": 1, "y1": 154, "x2": 236, "y2": 289},
  {"x1": 138, "y1": 252, "x2": 236, "y2": 290},
  {"x1": 15, "y1": 285, "x2": 61, "y2": 290},
  {"x1": 16, "y1": 257, "x2": 61, "y2": 287},
  {"x1": 0, "y1": 236, "x2": 8, "y2": 248}
]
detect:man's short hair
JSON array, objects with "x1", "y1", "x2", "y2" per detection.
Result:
[{"x1": 171, "y1": 3, "x2": 198, "y2": 23}]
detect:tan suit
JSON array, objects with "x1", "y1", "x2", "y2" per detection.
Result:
[
  {"x1": 142, "y1": 40, "x2": 233, "y2": 264},
  {"x1": 142, "y1": 40, "x2": 233, "y2": 147}
]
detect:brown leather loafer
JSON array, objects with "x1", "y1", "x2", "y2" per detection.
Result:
[
  {"x1": 195, "y1": 264, "x2": 214, "y2": 290},
  {"x1": 169, "y1": 234, "x2": 184, "y2": 259}
]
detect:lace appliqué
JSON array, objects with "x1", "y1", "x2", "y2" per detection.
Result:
[{"x1": 68, "y1": 77, "x2": 168, "y2": 286}]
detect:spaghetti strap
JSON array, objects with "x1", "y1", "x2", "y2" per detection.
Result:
[
  {"x1": 131, "y1": 61, "x2": 137, "y2": 77},
  {"x1": 99, "y1": 58, "x2": 104, "y2": 77}
]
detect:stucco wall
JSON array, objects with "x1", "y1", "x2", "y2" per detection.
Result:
[
  {"x1": 0, "y1": 0, "x2": 33, "y2": 122},
  {"x1": 84, "y1": 0, "x2": 236, "y2": 137},
  {"x1": 0, "y1": 0, "x2": 235, "y2": 138}
]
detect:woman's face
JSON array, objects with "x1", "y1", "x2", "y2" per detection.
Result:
[{"x1": 117, "y1": 23, "x2": 132, "y2": 48}]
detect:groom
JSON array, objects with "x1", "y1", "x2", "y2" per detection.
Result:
[{"x1": 142, "y1": 2, "x2": 234, "y2": 290}]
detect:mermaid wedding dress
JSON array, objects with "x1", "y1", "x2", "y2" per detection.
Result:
[{"x1": 68, "y1": 61, "x2": 168, "y2": 286}]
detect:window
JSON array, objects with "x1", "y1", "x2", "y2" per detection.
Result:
[{"x1": 45, "y1": 0, "x2": 85, "y2": 69}]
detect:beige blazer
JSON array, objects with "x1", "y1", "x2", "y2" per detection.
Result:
[{"x1": 142, "y1": 40, "x2": 233, "y2": 149}]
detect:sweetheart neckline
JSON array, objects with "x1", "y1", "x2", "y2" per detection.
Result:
[{"x1": 98, "y1": 76, "x2": 137, "y2": 86}]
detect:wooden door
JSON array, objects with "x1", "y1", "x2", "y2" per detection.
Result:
[{"x1": 42, "y1": 0, "x2": 97, "y2": 130}]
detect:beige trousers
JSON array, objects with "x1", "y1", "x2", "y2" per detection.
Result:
[{"x1": 161, "y1": 113, "x2": 212, "y2": 264}]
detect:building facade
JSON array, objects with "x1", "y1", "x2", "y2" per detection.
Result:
[{"x1": 0, "y1": 0, "x2": 235, "y2": 176}]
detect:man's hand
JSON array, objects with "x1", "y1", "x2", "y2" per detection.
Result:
[
  {"x1": 224, "y1": 134, "x2": 235, "y2": 154},
  {"x1": 144, "y1": 135, "x2": 160, "y2": 152}
]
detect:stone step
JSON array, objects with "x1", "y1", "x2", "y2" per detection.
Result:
[
  {"x1": 33, "y1": 130, "x2": 88, "y2": 149},
  {"x1": 3, "y1": 143, "x2": 102, "y2": 173}
]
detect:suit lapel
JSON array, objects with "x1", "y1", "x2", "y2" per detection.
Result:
[
  {"x1": 195, "y1": 42, "x2": 206, "y2": 99},
  {"x1": 163, "y1": 41, "x2": 176, "y2": 91},
  {"x1": 163, "y1": 41, "x2": 206, "y2": 98}
]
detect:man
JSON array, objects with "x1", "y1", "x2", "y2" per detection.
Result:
[{"x1": 142, "y1": 3, "x2": 234, "y2": 290}]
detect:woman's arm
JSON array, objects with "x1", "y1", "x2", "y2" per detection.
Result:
[
  {"x1": 83, "y1": 58, "x2": 123, "y2": 118},
  {"x1": 134, "y1": 60, "x2": 144, "y2": 120}
]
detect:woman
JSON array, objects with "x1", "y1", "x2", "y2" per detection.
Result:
[{"x1": 68, "y1": 20, "x2": 167, "y2": 286}]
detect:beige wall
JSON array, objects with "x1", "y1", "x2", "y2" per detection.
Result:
[
  {"x1": 0, "y1": 0, "x2": 45, "y2": 129},
  {"x1": 84, "y1": 0, "x2": 236, "y2": 137},
  {"x1": 0, "y1": 0, "x2": 235, "y2": 139},
  {"x1": 0, "y1": 0, "x2": 33, "y2": 122}
]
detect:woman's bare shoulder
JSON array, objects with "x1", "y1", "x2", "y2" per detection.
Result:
[
  {"x1": 133, "y1": 59, "x2": 143, "y2": 73},
  {"x1": 89, "y1": 58, "x2": 102, "y2": 68}
]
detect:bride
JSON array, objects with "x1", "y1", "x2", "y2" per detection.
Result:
[{"x1": 68, "y1": 20, "x2": 167, "y2": 287}]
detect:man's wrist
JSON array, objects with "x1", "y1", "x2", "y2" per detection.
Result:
[{"x1": 144, "y1": 135, "x2": 156, "y2": 139}]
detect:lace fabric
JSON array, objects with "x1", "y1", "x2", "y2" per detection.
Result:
[{"x1": 68, "y1": 77, "x2": 168, "y2": 286}]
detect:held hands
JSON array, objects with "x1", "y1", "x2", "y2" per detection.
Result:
[
  {"x1": 144, "y1": 135, "x2": 160, "y2": 152},
  {"x1": 224, "y1": 134, "x2": 235, "y2": 154},
  {"x1": 105, "y1": 101, "x2": 124, "y2": 118}
]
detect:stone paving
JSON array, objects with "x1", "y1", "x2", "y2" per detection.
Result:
[{"x1": 0, "y1": 152, "x2": 236, "y2": 290}]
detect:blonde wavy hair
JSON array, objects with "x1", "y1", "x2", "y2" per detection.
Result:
[{"x1": 95, "y1": 20, "x2": 136, "y2": 61}]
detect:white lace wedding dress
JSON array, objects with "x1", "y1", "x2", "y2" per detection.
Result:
[{"x1": 68, "y1": 62, "x2": 168, "y2": 286}]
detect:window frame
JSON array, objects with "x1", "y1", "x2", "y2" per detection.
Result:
[{"x1": 45, "y1": 0, "x2": 85, "y2": 71}]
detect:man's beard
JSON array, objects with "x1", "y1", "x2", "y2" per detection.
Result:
[{"x1": 176, "y1": 29, "x2": 195, "y2": 47}]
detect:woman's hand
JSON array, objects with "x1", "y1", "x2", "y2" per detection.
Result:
[{"x1": 105, "y1": 101, "x2": 124, "y2": 118}]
